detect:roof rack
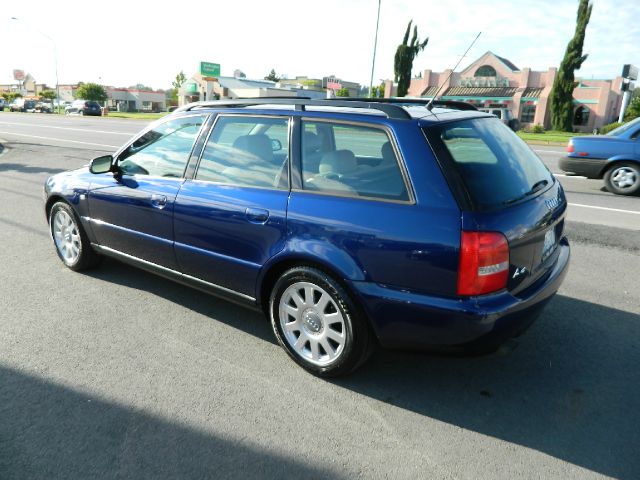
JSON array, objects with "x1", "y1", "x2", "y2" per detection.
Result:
[
  {"x1": 329, "y1": 97, "x2": 478, "y2": 111},
  {"x1": 174, "y1": 98, "x2": 413, "y2": 120}
]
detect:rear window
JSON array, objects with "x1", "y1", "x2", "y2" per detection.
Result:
[{"x1": 425, "y1": 118, "x2": 553, "y2": 210}]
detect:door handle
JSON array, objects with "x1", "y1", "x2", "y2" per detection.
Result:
[
  {"x1": 245, "y1": 207, "x2": 269, "y2": 224},
  {"x1": 150, "y1": 194, "x2": 167, "y2": 208}
]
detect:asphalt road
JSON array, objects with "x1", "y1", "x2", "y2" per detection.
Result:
[{"x1": 0, "y1": 112, "x2": 639, "y2": 479}]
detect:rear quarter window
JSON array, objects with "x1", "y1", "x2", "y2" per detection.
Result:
[{"x1": 425, "y1": 118, "x2": 553, "y2": 210}]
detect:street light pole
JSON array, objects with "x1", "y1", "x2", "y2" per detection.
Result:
[
  {"x1": 11, "y1": 17, "x2": 60, "y2": 113},
  {"x1": 369, "y1": 0, "x2": 381, "y2": 98}
]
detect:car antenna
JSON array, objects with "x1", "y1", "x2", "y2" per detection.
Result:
[{"x1": 426, "y1": 32, "x2": 482, "y2": 111}]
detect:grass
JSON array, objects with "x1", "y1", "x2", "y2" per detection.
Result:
[
  {"x1": 517, "y1": 130, "x2": 588, "y2": 144},
  {"x1": 104, "y1": 112, "x2": 168, "y2": 120}
]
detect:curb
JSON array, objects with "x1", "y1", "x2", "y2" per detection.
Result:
[{"x1": 522, "y1": 139, "x2": 567, "y2": 147}]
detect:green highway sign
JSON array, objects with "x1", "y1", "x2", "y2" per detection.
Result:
[{"x1": 200, "y1": 62, "x2": 221, "y2": 78}]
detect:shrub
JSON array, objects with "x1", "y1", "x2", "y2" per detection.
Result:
[
  {"x1": 599, "y1": 122, "x2": 623, "y2": 135},
  {"x1": 531, "y1": 124, "x2": 545, "y2": 134}
]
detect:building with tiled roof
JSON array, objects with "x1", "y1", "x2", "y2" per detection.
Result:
[{"x1": 385, "y1": 51, "x2": 626, "y2": 132}]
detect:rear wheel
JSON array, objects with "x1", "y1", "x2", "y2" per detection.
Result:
[
  {"x1": 269, "y1": 267, "x2": 373, "y2": 377},
  {"x1": 49, "y1": 202, "x2": 101, "y2": 271},
  {"x1": 604, "y1": 162, "x2": 640, "y2": 195}
]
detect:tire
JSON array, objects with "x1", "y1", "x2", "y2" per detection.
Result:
[
  {"x1": 49, "y1": 201, "x2": 101, "y2": 271},
  {"x1": 604, "y1": 162, "x2": 640, "y2": 195},
  {"x1": 269, "y1": 266, "x2": 374, "y2": 377}
]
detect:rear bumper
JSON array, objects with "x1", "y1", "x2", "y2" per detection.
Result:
[
  {"x1": 559, "y1": 156, "x2": 606, "y2": 178},
  {"x1": 351, "y1": 237, "x2": 570, "y2": 350}
]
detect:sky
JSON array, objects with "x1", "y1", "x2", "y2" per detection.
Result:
[{"x1": 1, "y1": 0, "x2": 638, "y2": 91}]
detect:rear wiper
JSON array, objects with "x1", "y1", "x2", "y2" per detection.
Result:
[
  {"x1": 502, "y1": 180, "x2": 549, "y2": 205},
  {"x1": 528, "y1": 179, "x2": 549, "y2": 195}
]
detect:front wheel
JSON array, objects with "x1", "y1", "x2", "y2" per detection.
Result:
[
  {"x1": 49, "y1": 202, "x2": 101, "y2": 271},
  {"x1": 269, "y1": 267, "x2": 373, "y2": 377},
  {"x1": 604, "y1": 162, "x2": 640, "y2": 195}
]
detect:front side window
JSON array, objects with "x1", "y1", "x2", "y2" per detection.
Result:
[
  {"x1": 118, "y1": 115, "x2": 205, "y2": 177},
  {"x1": 195, "y1": 116, "x2": 289, "y2": 189},
  {"x1": 301, "y1": 121, "x2": 409, "y2": 201}
]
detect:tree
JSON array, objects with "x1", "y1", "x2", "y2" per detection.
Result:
[
  {"x1": 172, "y1": 71, "x2": 186, "y2": 90},
  {"x1": 264, "y1": 69, "x2": 280, "y2": 82},
  {"x1": 76, "y1": 83, "x2": 108, "y2": 103},
  {"x1": 40, "y1": 90, "x2": 56, "y2": 103},
  {"x1": 394, "y1": 20, "x2": 429, "y2": 97},
  {"x1": 1, "y1": 92, "x2": 21, "y2": 103},
  {"x1": 624, "y1": 94, "x2": 640, "y2": 121},
  {"x1": 371, "y1": 82, "x2": 386, "y2": 98},
  {"x1": 336, "y1": 87, "x2": 350, "y2": 97},
  {"x1": 549, "y1": 0, "x2": 592, "y2": 131}
]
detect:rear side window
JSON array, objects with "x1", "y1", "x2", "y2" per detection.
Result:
[
  {"x1": 301, "y1": 121, "x2": 409, "y2": 201},
  {"x1": 426, "y1": 118, "x2": 553, "y2": 210}
]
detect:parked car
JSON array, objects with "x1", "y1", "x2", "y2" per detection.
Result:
[
  {"x1": 44, "y1": 98, "x2": 570, "y2": 376},
  {"x1": 478, "y1": 107, "x2": 519, "y2": 131},
  {"x1": 35, "y1": 102, "x2": 53, "y2": 114},
  {"x1": 559, "y1": 116, "x2": 640, "y2": 195},
  {"x1": 65, "y1": 99, "x2": 102, "y2": 116},
  {"x1": 0, "y1": 98, "x2": 5, "y2": 111},
  {"x1": 9, "y1": 98, "x2": 37, "y2": 112}
]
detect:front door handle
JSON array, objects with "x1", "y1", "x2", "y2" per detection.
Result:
[
  {"x1": 245, "y1": 207, "x2": 269, "y2": 224},
  {"x1": 150, "y1": 194, "x2": 167, "y2": 208}
]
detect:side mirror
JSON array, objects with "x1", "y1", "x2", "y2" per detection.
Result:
[
  {"x1": 89, "y1": 155, "x2": 114, "y2": 174},
  {"x1": 271, "y1": 139, "x2": 283, "y2": 152}
]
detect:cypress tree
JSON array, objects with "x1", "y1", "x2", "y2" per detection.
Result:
[
  {"x1": 549, "y1": 0, "x2": 593, "y2": 131},
  {"x1": 394, "y1": 21, "x2": 429, "y2": 97}
]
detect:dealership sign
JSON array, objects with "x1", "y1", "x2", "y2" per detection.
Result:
[
  {"x1": 13, "y1": 69, "x2": 24, "y2": 81},
  {"x1": 200, "y1": 62, "x2": 220, "y2": 78}
]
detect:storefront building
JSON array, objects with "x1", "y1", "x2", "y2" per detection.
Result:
[{"x1": 386, "y1": 51, "x2": 626, "y2": 132}]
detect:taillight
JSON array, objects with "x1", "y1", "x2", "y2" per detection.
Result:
[
  {"x1": 457, "y1": 231, "x2": 509, "y2": 296},
  {"x1": 567, "y1": 141, "x2": 574, "y2": 153}
]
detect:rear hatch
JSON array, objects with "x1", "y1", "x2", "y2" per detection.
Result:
[{"x1": 424, "y1": 117, "x2": 566, "y2": 295}]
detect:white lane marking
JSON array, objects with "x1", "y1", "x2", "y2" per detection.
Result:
[
  {"x1": 533, "y1": 149, "x2": 567, "y2": 155},
  {"x1": 553, "y1": 173, "x2": 588, "y2": 178},
  {"x1": 0, "y1": 121, "x2": 134, "y2": 136},
  {"x1": 0, "y1": 131, "x2": 119, "y2": 149},
  {"x1": 568, "y1": 203, "x2": 640, "y2": 215}
]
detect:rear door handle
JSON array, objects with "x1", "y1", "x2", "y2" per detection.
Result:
[
  {"x1": 150, "y1": 194, "x2": 167, "y2": 208},
  {"x1": 245, "y1": 207, "x2": 269, "y2": 224}
]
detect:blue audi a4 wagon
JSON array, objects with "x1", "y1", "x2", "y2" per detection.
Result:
[{"x1": 44, "y1": 98, "x2": 570, "y2": 376}]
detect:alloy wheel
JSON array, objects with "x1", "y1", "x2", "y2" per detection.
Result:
[{"x1": 278, "y1": 281, "x2": 347, "y2": 366}]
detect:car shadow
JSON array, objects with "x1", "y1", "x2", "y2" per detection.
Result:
[
  {"x1": 0, "y1": 162, "x2": 67, "y2": 175},
  {"x1": 333, "y1": 295, "x2": 640, "y2": 479},
  {"x1": 84, "y1": 258, "x2": 275, "y2": 345},
  {"x1": 83, "y1": 260, "x2": 639, "y2": 478},
  {"x1": 0, "y1": 365, "x2": 340, "y2": 479}
]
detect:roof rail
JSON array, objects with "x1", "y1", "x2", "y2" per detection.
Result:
[
  {"x1": 329, "y1": 97, "x2": 478, "y2": 111},
  {"x1": 173, "y1": 98, "x2": 413, "y2": 120}
]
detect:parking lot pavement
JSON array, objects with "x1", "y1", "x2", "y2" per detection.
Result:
[{"x1": 1, "y1": 129, "x2": 639, "y2": 479}]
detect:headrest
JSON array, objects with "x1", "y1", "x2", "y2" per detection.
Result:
[
  {"x1": 381, "y1": 141, "x2": 395, "y2": 163},
  {"x1": 319, "y1": 150, "x2": 357, "y2": 175},
  {"x1": 232, "y1": 134, "x2": 273, "y2": 162},
  {"x1": 303, "y1": 131, "x2": 321, "y2": 154}
]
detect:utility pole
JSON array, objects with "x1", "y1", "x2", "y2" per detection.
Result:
[{"x1": 369, "y1": 0, "x2": 381, "y2": 97}]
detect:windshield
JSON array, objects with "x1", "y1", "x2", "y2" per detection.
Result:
[
  {"x1": 425, "y1": 118, "x2": 554, "y2": 210},
  {"x1": 606, "y1": 117, "x2": 640, "y2": 136}
]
